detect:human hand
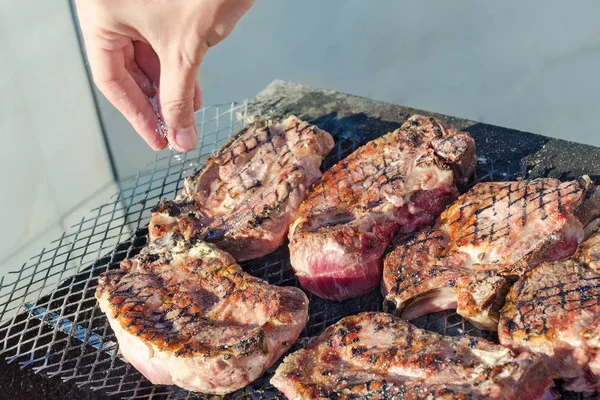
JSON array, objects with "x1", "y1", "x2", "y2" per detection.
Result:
[{"x1": 75, "y1": 0, "x2": 254, "y2": 152}]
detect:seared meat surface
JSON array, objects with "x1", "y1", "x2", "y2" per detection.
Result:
[
  {"x1": 289, "y1": 115, "x2": 476, "y2": 301},
  {"x1": 271, "y1": 312, "x2": 553, "y2": 399},
  {"x1": 580, "y1": 220, "x2": 600, "y2": 272},
  {"x1": 383, "y1": 177, "x2": 596, "y2": 330},
  {"x1": 150, "y1": 116, "x2": 334, "y2": 261},
  {"x1": 499, "y1": 223, "x2": 600, "y2": 392},
  {"x1": 96, "y1": 234, "x2": 309, "y2": 395}
]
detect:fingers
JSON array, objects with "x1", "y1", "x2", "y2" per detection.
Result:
[
  {"x1": 156, "y1": 52, "x2": 202, "y2": 152},
  {"x1": 135, "y1": 41, "x2": 202, "y2": 148},
  {"x1": 133, "y1": 41, "x2": 160, "y2": 84},
  {"x1": 123, "y1": 42, "x2": 155, "y2": 98},
  {"x1": 87, "y1": 41, "x2": 167, "y2": 151},
  {"x1": 194, "y1": 79, "x2": 202, "y2": 112}
]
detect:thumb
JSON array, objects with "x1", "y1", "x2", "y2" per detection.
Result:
[{"x1": 158, "y1": 53, "x2": 202, "y2": 152}]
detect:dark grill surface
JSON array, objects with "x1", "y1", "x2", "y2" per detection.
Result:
[{"x1": 1, "y1": 81, "x2": 600, "y2": 399}]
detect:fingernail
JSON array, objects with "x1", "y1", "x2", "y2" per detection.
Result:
[{"x1": 173, "y1": 126, "x2": 198, "y2": 152}]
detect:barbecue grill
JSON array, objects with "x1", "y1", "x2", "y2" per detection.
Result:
[{"x1": 1, "y1": 81, "x2": 599, "y2": 399}]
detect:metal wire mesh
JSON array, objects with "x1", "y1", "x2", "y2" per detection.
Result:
[{"x1": 0, "y1": 101, "x2": 592, "y2": 399}]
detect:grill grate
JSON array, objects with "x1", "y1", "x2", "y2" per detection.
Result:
[{"x1": 0, "y1": 101, "x2": 592, "y2": 399}]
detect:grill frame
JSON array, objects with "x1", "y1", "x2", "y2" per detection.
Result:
[{"x1": 0, "y1": 82, "x2": 597, "y2": 399}]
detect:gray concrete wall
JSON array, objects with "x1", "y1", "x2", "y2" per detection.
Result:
[{"x1": 0, "y1": 0, "x2": 114, "y2": 276}]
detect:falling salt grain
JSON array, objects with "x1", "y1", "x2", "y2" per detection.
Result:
[
  {"x1": 167, "y1": 143, "x2": 182, "y2": 162},
  {"x1": 146, "y1": 82, "x2": 168, "y2": 139},
  {"x1": 146, "y1": 82, "x2": 184, "y2": 161}
]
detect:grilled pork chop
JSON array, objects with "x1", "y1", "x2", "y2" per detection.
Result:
[
  {"x1": 96, "y1": 233, "x2": 309, "y2": 395},
  {"x1": 150, "y1": 116, "x2": 334, "y2": 261},
  {"x1": 499, "y1": 223, "x2": 600, "y2": 392},
  {"x1": 271, "y1": 312, "x2": 553, "y2": 399},
  {"x1": 289, "y1": 115, "x2": 476, "y2": 301},
  {"x1": 383, "y1": 177, "x2": 597, "y2": 330}
]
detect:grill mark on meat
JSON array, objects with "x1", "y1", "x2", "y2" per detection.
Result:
[
  {"x1": 149, "y1": 116, "x2": 334, "y2": 261},
  {"x1": 271, "y1": 312, "x2": 553, "y2": 399},
  {"x1": 504, "y1": 256, "x2": 600, "y2": 332},
  {"x1": 391, "y1": 232, "x2": 447, "y2": 299},
  {"x1": 499, "y1": 225, "x2": 600, "y2": 391},
  {"x1": 451, "y1": 180, "x2": 585, "y2": 248},
  {"x1": 96, "y1": 234, "x2": 309, "y2": 394},
  {"x1": 477, "y1": 185, "x2": 583, "y2": 245},
  {"x1": 384, "y1": 177, "x2": 595, "y2": 330},
  {"x1": 214, "y1": 167, "x2": 299, "y2": 230},
  {"x1": 289, "y1": 115, "x2": 476, "y2": 301},
  {"x1": 220, "y1": 122, "x2": 273, "y2": 168},
  {"x1": 557, "y1": 182, "x2": 565, "y2": 213},
  {"x1": 515, "y1": 277, "x2": 600, "y2": 320}
]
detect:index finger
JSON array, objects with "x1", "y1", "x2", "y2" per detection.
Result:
[{"x1": 87, "y1": 41, "x2": 168, "y2": 151}]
